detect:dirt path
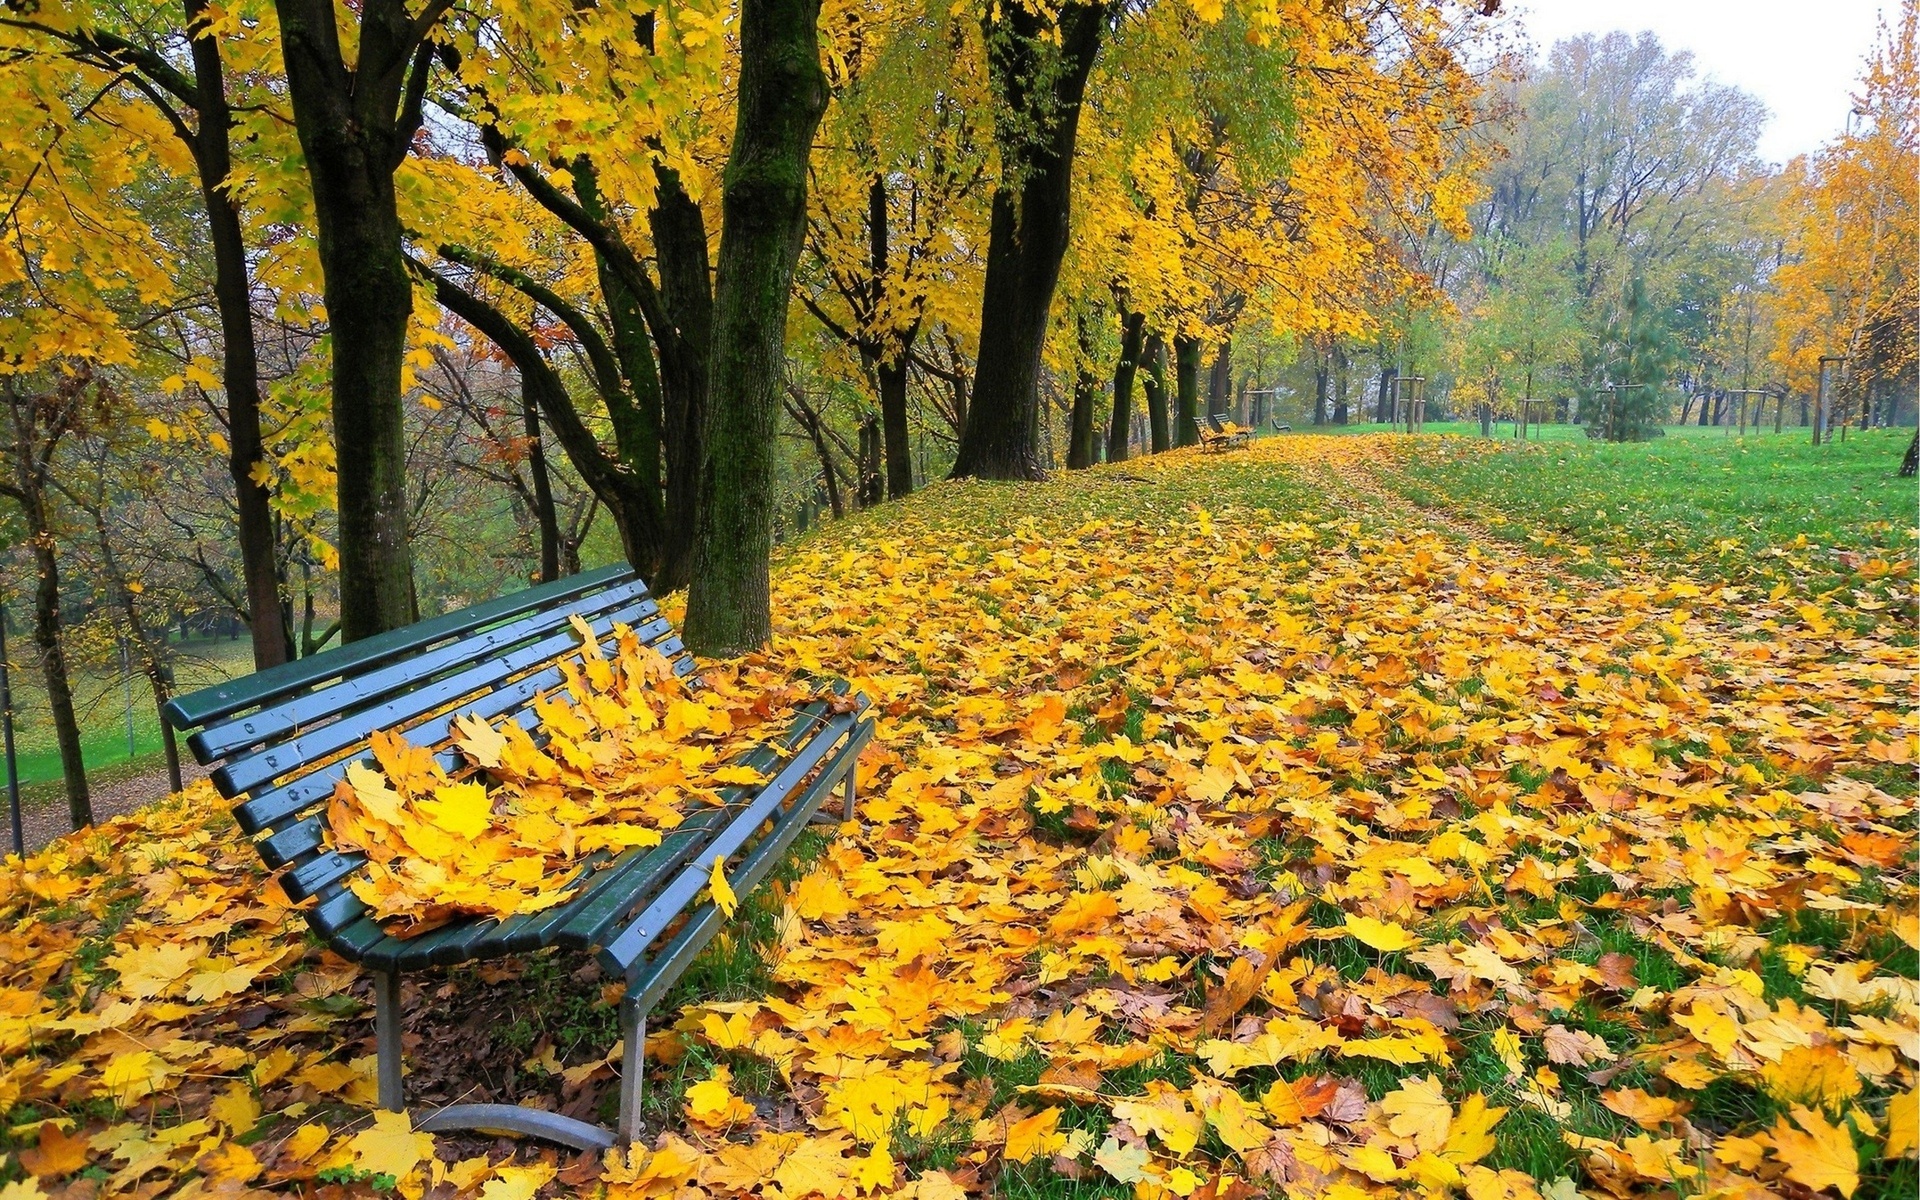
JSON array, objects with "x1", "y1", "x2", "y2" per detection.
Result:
[{"x1": 16, "y1": 758, "x2": 209, "y2": 854}]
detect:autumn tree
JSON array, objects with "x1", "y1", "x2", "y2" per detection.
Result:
[{"x1": 1762, "y1": 1, "x2": 1918, "y2": 451}]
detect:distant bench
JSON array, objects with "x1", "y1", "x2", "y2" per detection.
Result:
[{"x1": 164, "y1": 565, "x2": 872, "y2": 1149}]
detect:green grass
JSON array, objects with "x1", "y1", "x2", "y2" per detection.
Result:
[
  {"x1": 1370, "y1": 425, "x2": 1915, "y2": 609},
  {"x1": 8, "y1": 635, "x2": 256, "y2": 800}
]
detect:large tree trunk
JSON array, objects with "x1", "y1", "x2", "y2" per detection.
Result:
[
  {"x1": 866, "y1": 175, "x2": 916, "y2": 500},
  {"x1": 275, "y1": 0, "x2": 426, "y2": 639},
  {"x1": 1206, "y1": 340, "x2": 1232, "y2": 425},
  {"x1": 683, "y1": 0, "x2": 828, "y2": 656},
  {"x1": 1167, "y1": 334, "x2": 1198, "y2": 447},
  {"x1": 1107, "y1": 309, "x2": 1145, "y2": 462},
  {"x1": 949, "y1": 0, "x2": 1107, "y2": 480},
  {"x1": 1377, "y1": 364, "x2": 1396, "y2": 424},
  {"x1": 187, "y1": 0, "x2": 290, "y2": 668},
  {"x1": 1901, "y1": 431, "x2": 1918, "y2": 478},
  {"x1": 1174, "y1": 335, "x2": 1202, "y2": 446},
  {"x1": 1143, "y1": 333, "x2": 1171, "y2": 453}
]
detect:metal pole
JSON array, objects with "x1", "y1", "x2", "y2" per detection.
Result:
[{"x1": 1, "y1": 607, "x2": 20, "y2": 858}]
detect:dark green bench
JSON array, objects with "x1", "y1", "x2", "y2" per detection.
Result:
[{"x1": 163, "y1": 565, "x2": 872, "y2": 1150}]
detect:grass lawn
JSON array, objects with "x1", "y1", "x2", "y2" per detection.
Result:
[
  {"x1": 6, "y1": 635, "x2": 256, "y2": 802},
  {"x1": 1367, "y1": 425, "x2": 1915, "y2": 619},
  {"x1": 3, "y1": 433, "x2": 1913, "y2": 1200}
]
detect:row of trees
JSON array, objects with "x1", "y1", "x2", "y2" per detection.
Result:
[
  {"x1": 1430, "y1": 11, "x2": 1917, "y2": 443},
  {"x1": 0, "y1": 0, "x2": 1503, "y2": 827}
]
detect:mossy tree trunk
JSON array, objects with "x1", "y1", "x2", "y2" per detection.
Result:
[
  {"x1": 274, "y1": 0, "x2": 443, "y2": 639},
  {"x1": 1143, "y1": 333, "x2": 1171, "y2": 453},
  {"x1": 186, "y1": 0, "x2": 292, "y2": 667},
  {"x1": 1174, "y1": 334, "x2": 1202, "y2": 446},
  {"x1": 949, "y1": 0, "x2": 1108, "y2": 480},
  {"x1": 683, "y1": 0, "x2": 829, "y2": 656}
]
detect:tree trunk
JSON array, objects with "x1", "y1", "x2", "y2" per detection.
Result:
[
  {"x1": 1332, "y1": 342, "x2": 1349, "y2": 425},
  {"x1": 186, "y1": 0, "x2": 290, "y2": 669},
  {"x1": 522, "y1": 381, "x2": 562, "y2": 582},
  {"x1": 1313, "y1": 359, "x2": 1329, "y2": 427},
  {"x1": 1174, "y1": 334, "x2": 1202, "y2": 446},
  {"x1": 1, "y1": 391, "x2": 88, "y2": 829},
  {"x1": 1067, "y1": 310, "x2": 1100, "y2": 470},
  {"x1": 949, "y1": 0, "x2": 1107, "y2": 480},
  {"x1": 1107, "y1": 310, "x2": 1145, "y2": 462},
  {"x1": 683, "y1": 0, "x2": 828, "y2": 656},
  {"x1": 1143, "y1": 333, "x2": 1171, "y2": 453},
  {"x1": 421, "y1": 263, "x2": 665, "y2": 575},
  {"x1": 275, "y1": 0, "x2": 427, "y2": 639},
  {"x1": 1377, "y1": 365, "x2": 1396, "y2": 424},
  {"x1": 30, "y1": 527, "x2": 88, "y2": 830},
  {"x1": 878, "y1": 357, "x2": 914, "y2": 498},
  {"x1": 1206, "y1": 340, "x2": 1232, "y2": 426},
  {"x1": 1900, "y1": 431, "x2": 1917, "y2": 478},
  {"x1": 648, "y1": 166, "x2": 713, "y2": 592}
]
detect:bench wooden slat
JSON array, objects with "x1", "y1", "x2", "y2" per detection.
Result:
[
  {"x1": 550, "y1": 704, "x2": 829, "y2": 950},
  {"x1": 165, "y1": 564, "x2": 635, "y2": 731},
  {"x1": 596, "y1": 705, "x2": 856, "y2": 974},
  {"x1": 351, "y1": 698, "x2": 832, "y2": 970},
  {"x1": 190, "y1": 580, "x2": 656, "y2": 762},
  {"x1": 213, "y1": 600, "x2": 669, "y2": 797},
  {"x1": 623, "y1": 720, "x2": 871, "y2": 1003},
  {"x1": 229, "y1": 620, "x2": 686, "y2": 840}
]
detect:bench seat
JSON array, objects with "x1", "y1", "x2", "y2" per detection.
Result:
[{"x1": 163, "y1": 565, "x2": 872, "y2": 1149}]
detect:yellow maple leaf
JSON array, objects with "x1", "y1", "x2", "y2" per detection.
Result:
[
  {"x1": 1444, "y1": 1093, "x2": 1506, "y2": 1165},
  {"x1": 686, "y1": 1066, "x2": 754, "y2": 1127},
  {"x1": 347, "y1": 1110, "x2": 433, "y2": 1183},
  {"x1": 1761, "y1": 1045, "x2": 1862, "y2": 1111},
  {"x1": 478, "y1": 1162, "x2": 556, "y2": 1200},
  {"x1": 106, "y1": 941, "x2": 201, "y2": 999},
  {"x1": 1770, "y1": 1106, "x2": 1860, "y2": 1198},
  {"x1": 709, "y1": 855, "x2": 738, "y2": 918},
  {"x1": 1345, "y1": 914, "x2": 1421, "y2": 953},
  {"x1": 1601, "y1": 1088, "x2": 1685, "y2": 1129},
  {"x1": 1382, "y1": 1075, "x2": 1452, "y2": 1154},
  {"x1": 1112, "y1": 1086, "x2": 1204, "y2": 1157},
  {"x1": 1883, "y1": 1090, "x2": 1916, "y2": 1160},
  {"x1": 419, "y1": 780, "x2": 494, "y2": 839},
  {"x1": 1005, "y1": 1107, "x2": 1065, "y2": 1163}
]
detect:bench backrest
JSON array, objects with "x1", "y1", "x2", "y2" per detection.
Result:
[{"x1": 163, "y1": 565, "x2": 692, "y2": 938}]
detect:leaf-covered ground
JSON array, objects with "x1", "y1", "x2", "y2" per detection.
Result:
[{"x1": 4, "y1": 434, "x2": 1916, "y2": 1200}]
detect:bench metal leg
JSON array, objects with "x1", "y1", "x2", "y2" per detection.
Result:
[
  {"x1": 616, "y1": 995, "x2": 646, "y2": 1146},
  {"x1": 843, "y1": 764, "x2": 857, "y2": 824},
  {"x1": 373, "y1": 969, "x2": 403, "y2": 1111}
]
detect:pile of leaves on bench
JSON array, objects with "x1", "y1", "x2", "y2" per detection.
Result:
[{"x1": 326, "y1": 618, "x2": 817, "y2": 936}]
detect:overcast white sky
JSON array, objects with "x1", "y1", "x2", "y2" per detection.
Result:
[{"x1": 1509, "y1": 1, "x2": 1894, "y2": 164}]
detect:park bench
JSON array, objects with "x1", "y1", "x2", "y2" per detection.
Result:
[
  {"x1": 1198, "y1": 418, "x2": 1254, "y2": 452},
  {"x1": 162, "y1": 564, "x2": 872, "y2": 1151}
]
